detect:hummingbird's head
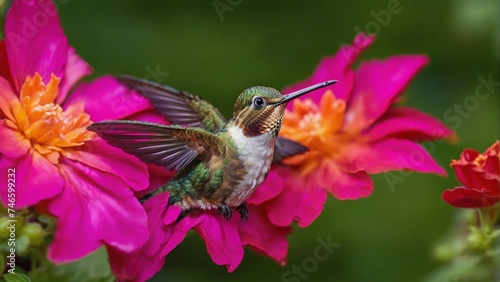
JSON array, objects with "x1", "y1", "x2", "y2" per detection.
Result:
[{"x1": 232, "y1": 80, "x2": 337, "y2": 137}]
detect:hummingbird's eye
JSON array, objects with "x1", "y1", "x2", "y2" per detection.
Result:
[{"x1": 253, "y1": 97, "x2": 265, "y2": 109}]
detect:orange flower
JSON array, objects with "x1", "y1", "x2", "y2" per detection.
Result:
[
  {"x1": 2, "y1": 73, "x2": 94, "y2": 165},
  {"x1": 280, "y1": 90, "x2": 351, "y2": 176}
]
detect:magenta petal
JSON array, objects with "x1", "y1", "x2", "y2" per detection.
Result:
[
  {"x1": 342, "y1": 138, "x2": 447, "y2": 176},
  {"x1": 326, "y1": 170, "x2": 374, "y2": 200},
  {"x1": 0, "y1": 121, "x2": 31, "y2": 158},
  {"x1": 134, "y1": 164, "x2": 174, "y2": 200},
  {"x1": 127, "y1": 110, "x2": 170, "y2": 125},
  {"x1": 57, "y1": 47, "x2": 92, "y2": 104},
  {"x1": 141, "y1": 193, "x2": 182, "y2": 258},
  {"x1": 108, "y1": 246, "x2": 162, "y2": 282},
  {"x1": 238, "y1": 205, "x2": 291, "y2": 264},
  {"x1": 0, "y1": 151, "x2": 63, "y2": 208},
  {"x1": 194, "y1": 214, "x2": 244, "y2": 272},
  {"x1": 134, "y1": 164, "x2": 175, "y2": 199},
  {"x1": 0, "y1": 76, "x2": 17, "y2": 103},
  {"x1": 109, "y1": 193, "x2": 198, "y2": 282},
  {"x1": 141, "y1": 217, "x2": 207, "y2": 279},
  {"x1": 159, "y1": 214, "x2": 203, "y2": 257},
  {"x1": 109, "y1": 193, "x2": 175, "y2": 282},
  {"x1": 283, "y1": 33, "x2": 375, "y2": 105},
  {"x1": 47, "y1": 158, "x2": 148, "y2": 263},
  {"x1": 247, "y1": 167, "x2": 285, "y2": 205},
  {"x1": 63, "y1": 139, "x2": 149, "y2": 191},
  {"x1": 367, "y1": 107, "x2": 454, "y2": 142},
  {"x1": 267, "y1": 175, "x2": 327, "y2": 228},
  {"x1": 442, "y1": 187, "x2": 500, "y2": 208},
  {"x1": 5, "y1": 0, "x2": 69, "y2": 91},
  {"x1": 110, "y1": 193, "x2": 203, "y2": 282},
  {"x1": 65, "y1": 76, "x2": 150, "y2": 121},
  {"x1": 347, "y1": 55, "x2": 429, "y2": 129},
  {"x1": 162, "y1": 203, "x2": 182, "y2": 226}
]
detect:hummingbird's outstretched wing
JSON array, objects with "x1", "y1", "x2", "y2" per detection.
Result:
[
  {"x1": 116, "y1": 75, "x2": 308, "y2": 162},
  {"x1": 116, "y1": 75, "x2": 227, "y2": 133},
  {"x1": 88, "y1": 120, "x2": 224, "y2": 171},
  {"x1": 273, "y1": 136, "x2": 309, "y2": 163}
]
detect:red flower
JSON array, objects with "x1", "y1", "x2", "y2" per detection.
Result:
[{"x1": 442, "y1": 141, "x2": 500, "y2": 208}]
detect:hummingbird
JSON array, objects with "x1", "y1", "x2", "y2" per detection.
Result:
[{"x1": 88, "y1": 76, "x2": 336, "y2": 221}]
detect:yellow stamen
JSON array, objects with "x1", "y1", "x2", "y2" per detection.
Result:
[
  {"x1": 279, "y1": 91, "x2": 356, "y2": 174},
  {"x1": 1, "y1": 73, "x2": 95, "y2": 164}
]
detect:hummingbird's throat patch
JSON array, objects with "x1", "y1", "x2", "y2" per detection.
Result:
[{"x1": 244, "y1": 105, "x2": 284, "y2": 137}]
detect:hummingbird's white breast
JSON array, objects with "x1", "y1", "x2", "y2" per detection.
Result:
[{"x1": 225, "y1": 125, "x2": 276, "y2": 206}]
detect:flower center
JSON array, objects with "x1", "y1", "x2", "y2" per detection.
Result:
[
  {"x1": 473, "y1": 154, "x2": 488, "y2": 168},
  {"x1": 279, "y1": 90, "x2": 350, "y2": 174},
  {"x1": 3, "y1": 73, "x2": 94, "y2": 163}
]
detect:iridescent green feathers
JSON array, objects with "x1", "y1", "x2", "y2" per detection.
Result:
[{"x1": 232, "y1": 86, "x2": 282, "y2": 117}]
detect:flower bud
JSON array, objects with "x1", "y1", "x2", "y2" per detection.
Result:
[
  {"x1": 22, "y1": 223, "x2": 44, "y2": 246},
  {"x1": 434, "y1": 244, "x2": 455, "y2": 262},
  {"x1": 15, "y1": 234, "x2": 30, "y2": 256},
  {"x1": 466, "y1": 226, "x2": 496, "y2": 251}
]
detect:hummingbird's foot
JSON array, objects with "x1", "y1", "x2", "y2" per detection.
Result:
[
  {"x1": 216, "y1": 203, "x2": 233, "y2": 221},
  {"x1": 236, "y1": 203, "x2": 248, "y2": 222}
]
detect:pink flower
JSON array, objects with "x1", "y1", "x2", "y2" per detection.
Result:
[
  {"x1": 442, "y1": 141, "x2": 500, "y2": 208},
  {"x1": 0, "y1": 0, "x2": 152, "y2": 262},
  {"x1": 257, "y1": 33, "x2": 456, "y2": 227},
  {"x1": 103, "y1": 125, "x2": 290, "y2": 281},
  {"x1": 109, "y1": 192, "x2": 291, "y2": 282}
]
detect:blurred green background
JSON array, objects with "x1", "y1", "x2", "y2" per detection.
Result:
[{"x1": 5, "y1": 0, "x2": 500, "y2": 281}]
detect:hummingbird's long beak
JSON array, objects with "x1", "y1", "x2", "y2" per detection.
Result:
[{"x1": 275, "y1": 80, "x2": 338, "y2": 105}]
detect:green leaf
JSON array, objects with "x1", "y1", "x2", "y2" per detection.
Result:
[
  {"x1": 29, "y1": 247, "x2": 114, "y2": 282},
  {"x1": 2, "y1": 273, "x2": 31, "y2": 282}
]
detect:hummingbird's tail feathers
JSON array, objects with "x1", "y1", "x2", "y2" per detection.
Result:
[
  {"x1": 115, "y1": 75, "x2": 227, "y2": 133},
  {"x1": 88, "y1": 120, "x2": 225, "y2": 172},
  {"x1": 138, "y1": 188, "x2": 176, "y2": 205},
  {"x1": 139, "y1": 189, "x2": 160, "y2": 204},
  {"x1": 176, "y1": 210, "x2": 193, "y2": 222},
  {"x1": 273, "y1": 136, "x2": 309, "y2": 163}
]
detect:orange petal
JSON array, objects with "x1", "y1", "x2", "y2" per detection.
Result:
[{"x1": 40, "y1": 74, "x2": 60, "y2": 105}]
